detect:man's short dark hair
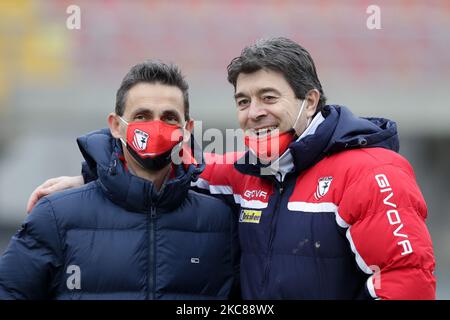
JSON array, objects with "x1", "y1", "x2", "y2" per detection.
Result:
[
  {"x1": 227, "y1": 37, "x2": 326, "y2": 112},
  {"x1": 116, "y1": 60, "x2": 190, "y2": 120}
]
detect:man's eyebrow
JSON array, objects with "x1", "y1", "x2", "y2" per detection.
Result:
[
  {"x1": 234, "y1": 87, "x2": 282, "y2": 100},
  {"x1": 131, "y1": 108, "x2": 153, "y2": 117},
  {"x1": 257, "y1": 87, "x2": 281, "y2": 96},
  {"x1": 161, "y1": 109, "x2": 182, "y2": 118},
  {"x1": 234, "y1": 92, "x2": 248, "y2": 100}
]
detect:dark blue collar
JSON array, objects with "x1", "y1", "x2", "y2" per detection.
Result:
[{"x1": 78, "y1": 130, "x2": 204, "y2": 213}]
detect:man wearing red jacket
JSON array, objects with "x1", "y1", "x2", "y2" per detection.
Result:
[{"x1": 26, "y1": 37, "x2": 435, "y2": 299}]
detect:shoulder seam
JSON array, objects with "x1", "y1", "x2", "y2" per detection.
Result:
[
  {"x1": 39, "y1": 198, "x2": 64, "y2": 266},
  {"x1": 45, "y1": 182, "x2": 100, "y2": 203}
]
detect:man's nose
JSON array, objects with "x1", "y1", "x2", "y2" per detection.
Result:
[{"x1": 247, "y1": 101, "x2": 267, "y2": 121}]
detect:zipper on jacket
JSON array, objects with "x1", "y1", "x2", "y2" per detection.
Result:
[
  {"x1": 148, "y1": 206, "x2": 157, "y2": 300},
  {"x1": 262, "y1": 180, "x2": 285, "y2": 290}
]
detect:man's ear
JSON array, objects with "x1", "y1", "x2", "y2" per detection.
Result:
[
  {"x1": 108, "y1": 113, "x2": 122, "y2": 139},
  {"x1": 305, "y1": 89, "x2": 320, "y2": 118},
  {"x1": 182, "y1": 119, "x2": 194, "y2": 143}
]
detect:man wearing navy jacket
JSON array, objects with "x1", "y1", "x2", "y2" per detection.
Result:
[
  {"x1": 0, "y1": 61, "x2": 239, "y2": 299},
  {"x1": 24, "y1": 37, "x2": 436, "y2": 299}
]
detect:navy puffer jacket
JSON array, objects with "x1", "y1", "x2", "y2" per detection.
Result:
[{"x1": 0, "y1": 130, "x2": 239, "y2": 300}]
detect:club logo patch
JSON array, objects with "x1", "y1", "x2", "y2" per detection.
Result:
[
  {"x1": 132, "y1": 129, "x2": 149, "y2": 151},
  {"x1": 314, "y1": 176, "x2": 333, "y2": 200},
  {"x1": 239, "y1": 209, "x2": 262, "y2": 224}
]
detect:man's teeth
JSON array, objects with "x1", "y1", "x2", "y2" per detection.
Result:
[{"x1": 254, "y1": 126, "x2": 278, "y2": 135}]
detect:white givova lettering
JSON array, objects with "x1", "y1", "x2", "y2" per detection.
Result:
[
  {"x1": 66, "y1": 265, "x2": 81, "y2": 290},
  {"x1": 375, "y1": 174, "x2": 413, "y2": 256}
]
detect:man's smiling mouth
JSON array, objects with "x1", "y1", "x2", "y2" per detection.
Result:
[{"x1": 249, "y1": 125, "x2": 279, "y2": 137}]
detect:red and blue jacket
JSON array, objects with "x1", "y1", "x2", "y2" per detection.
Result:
[{"x1": 193, "y1": 105, "x2": 435, "y2": 299}]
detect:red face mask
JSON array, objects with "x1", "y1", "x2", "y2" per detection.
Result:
[
  {"x1": 244, "y1": 130, "x2": 294, "y2": 162},
  {"x1": 244, "y1": 99, "x2": 308, "y2": 162},
  {"x1": 119, "y1": 117, "x2": 184, "y2": 170}
]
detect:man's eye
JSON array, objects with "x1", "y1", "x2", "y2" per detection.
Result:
[
  {"x1": 263, "y1": 96, "x2": 277, "y2": 103},
  {"x1": 163, "y1": 115, "x2": 179, "y2": 123},
  {"x1": 134, "y1": 115, "x2": 146, "y2": 121},
  {"x1": 237, "y1": 99, "x2": 250, "y2": 108}
]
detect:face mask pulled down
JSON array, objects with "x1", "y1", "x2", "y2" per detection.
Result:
[{"x1": 244, "y1": 99, "x2": 309, "y2": 162}]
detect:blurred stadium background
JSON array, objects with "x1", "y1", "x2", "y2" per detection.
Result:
[{"x1": 0, "y1": 0, "x2": 449, "y2": 298}]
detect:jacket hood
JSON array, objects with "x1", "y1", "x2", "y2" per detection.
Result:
[
  {"x1": 235, "y1": 104, "x2": 400, "y2": 175},
  {"x1": 76, "y1": 128, "x2": 204, "y2": 213}
]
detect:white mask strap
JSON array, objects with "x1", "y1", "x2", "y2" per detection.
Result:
[
  {"x1": 292, "y1": 99, "x2": 308, "y2": 130},
  {"x1": 118, "y1": 116, "x2": 128, "y2": 146},
  {"x1": 118, "y1": 116, "x2": 129, "y2": 125}
]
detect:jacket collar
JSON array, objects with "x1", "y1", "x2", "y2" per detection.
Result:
[{"x1": 78, "y1": 130, "x2": 204, "y2": 213}]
